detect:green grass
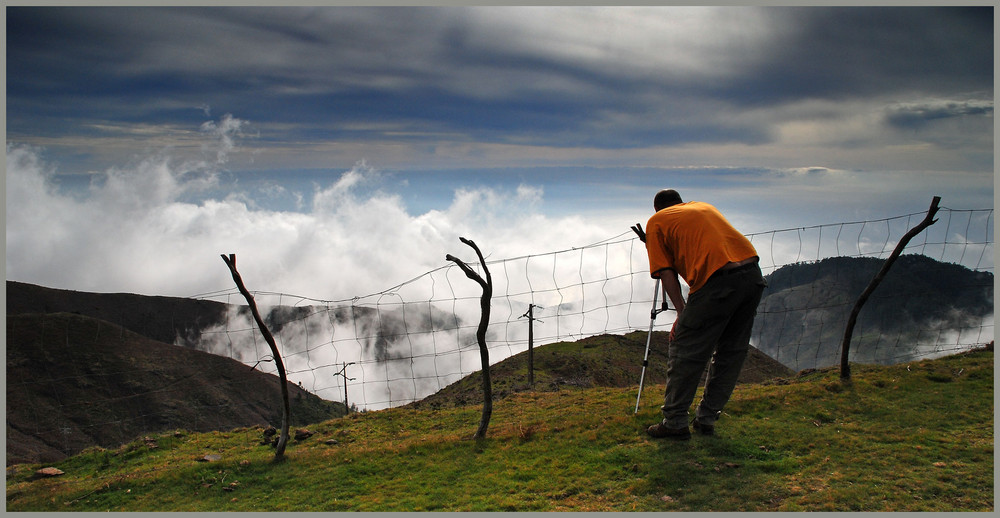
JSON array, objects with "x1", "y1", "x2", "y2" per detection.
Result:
[{"x1": 6, "y1": 349, "x2": 993, "y2": 512}]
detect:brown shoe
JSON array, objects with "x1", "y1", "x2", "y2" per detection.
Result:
[
  {"x1": 692, "y1": 419, "x2": 715, "y2": 436},
  {"x1": 646, "y1": 422, "x2": 691, "y2": 440}
]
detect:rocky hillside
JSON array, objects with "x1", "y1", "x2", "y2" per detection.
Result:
[{"x1": 6, "y1": 312, "x2": 346, "y2": 466}]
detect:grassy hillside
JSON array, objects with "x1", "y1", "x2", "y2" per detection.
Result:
[
  {"x1": 6, "y1": 347, "x2": 992, "y2": 512},
  {"x1": 409, "y1": 331, "x2": 793, "y2": 410}
]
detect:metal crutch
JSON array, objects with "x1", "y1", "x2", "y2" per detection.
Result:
[{"x1": 634, "y1": 277, "x2": 668, "y2": 414}]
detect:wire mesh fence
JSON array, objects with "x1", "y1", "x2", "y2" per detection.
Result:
[
  {"x1": 7, "y1": 206, "x2": 993, "y2": 466},
  {"x1": 191, "y1": 206, "x2": 994, "y2": 411}
]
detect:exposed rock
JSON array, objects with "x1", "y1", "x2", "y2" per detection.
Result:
[
  {"x1": 260, "y1": 426, "x2": 278, "y2": 445},
  {"x1": 34, "y1": 467, "x2": 64, "y2": 478}
]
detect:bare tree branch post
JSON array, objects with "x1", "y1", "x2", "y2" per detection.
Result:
[
  {"x1": 220, "y1": 254, "x2": 292, "y2": 460},
  {"x1": 445, "y1": 237, "x2": 494, "y2": 439},
  {"x1": 839, "y1": 196, "x2": 941, "y2": 380}
]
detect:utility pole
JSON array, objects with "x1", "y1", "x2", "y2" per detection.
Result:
[
  {"x1": 520, "y1": 304, "x2": 542, "y2": 388},
  {"x1": 335, "y1": 362, "x2": 356, "y2": 413}
]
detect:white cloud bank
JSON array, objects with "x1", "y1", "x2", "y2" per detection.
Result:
[
  {"x1": 5, "y1": 127, "x2": 621, "y2": 301},
  {"x1": 6, "y1": 129, "x2": 652, "y2": 410}
]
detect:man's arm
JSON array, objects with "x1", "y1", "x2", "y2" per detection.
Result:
[
  {"x1": 658, "y1": 269, "x2": 685, "y2": 314},
  {"x1": 656, "y1": 269, "x2": 685, "y2": 341}
]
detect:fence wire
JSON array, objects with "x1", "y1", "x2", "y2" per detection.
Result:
[
  {"x1": 193, "y1": 206, "x2": 994, "y2": 410},
  {"x1": 8, "y1": 207, "x2": 994, "y2": 467}
]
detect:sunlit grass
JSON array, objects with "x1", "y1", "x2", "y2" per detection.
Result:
[{"x1": 6, "y1": 349, "x2": 992, "y2": 512}]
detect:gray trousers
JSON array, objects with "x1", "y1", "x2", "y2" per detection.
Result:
[{"x1": 661, "y1": 263, "x2": 766, "y2": 428}]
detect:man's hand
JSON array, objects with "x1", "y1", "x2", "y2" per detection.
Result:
[{"x1": 631, "y1": 223, "x2": 646, "y2": 243}]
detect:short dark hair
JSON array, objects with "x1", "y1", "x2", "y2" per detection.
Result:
[{"x1": 653, "y1": 189, "x2": 683, "y2": 211}]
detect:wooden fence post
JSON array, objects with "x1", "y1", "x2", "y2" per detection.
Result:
[
  {"x1": 220, "y1": 254, "x2": 292, "y2": 460},
  {"x1": 446, "y1": 237, "x2": 494, "y2": 439},
  {"x1": 839, "y1": 196, "x2": 941, "y2": 380}
]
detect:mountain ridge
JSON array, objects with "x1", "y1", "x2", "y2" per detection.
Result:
[
  {"x1": 9, "y1": 254, "x2": 991, "y2": 375},
  {"x1": 752, "y1": 254, "x2": 993, "y2": 370}
]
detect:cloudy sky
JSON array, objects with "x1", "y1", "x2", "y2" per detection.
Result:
[{"x1": 5, "y1": 5, "x2": 994, "y2": 300}]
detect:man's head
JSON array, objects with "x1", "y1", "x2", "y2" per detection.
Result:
[{"x1": 653, "y1": 189, "x2": 683, "y2": 211}]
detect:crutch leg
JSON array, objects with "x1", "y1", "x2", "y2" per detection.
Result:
[{"x1": 634, "y1": 277, "x2": 661, "y2": 414}]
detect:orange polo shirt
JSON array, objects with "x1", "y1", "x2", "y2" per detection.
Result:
[{"x1": 645, "y1": 201, "x2": 758, "y2": 294}]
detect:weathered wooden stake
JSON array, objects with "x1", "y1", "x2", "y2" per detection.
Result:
[
  {"x1": 220, "y1": 254, "x2": 291, "y2": 460},
  {"x1": 446, "y1": 237, "x2": 494, "y2": 439},
  {"x1": 839, "y1": 196, "x2": 941, "y2": 380}
]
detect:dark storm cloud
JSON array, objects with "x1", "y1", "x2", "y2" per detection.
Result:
[
  {"x1": 885, "y1": 100, "x2": 995, "y2": 129},
  {"x1": 718, "y1": 7, "x2": 993, "y2": 105},
  {"x1": 5, "y1": 6, "x2": 993, "y2": 160}
]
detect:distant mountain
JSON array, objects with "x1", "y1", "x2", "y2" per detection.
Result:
[
  {"x1": 6, "y1": 281, "x2": 462, "y2": 362},
  {"x1": 6, "y1": 312, "x2": 346, "y2": 466},
  {"x1": 6, "y1": 280, "x2": 229, "y2": 347},
  {"x1": 753, "y1": 255, "x2": 993, "y2": 371}
]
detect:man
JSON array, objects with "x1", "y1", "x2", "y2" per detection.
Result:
[{"x1": 633, "y1": 189, "x2": 766, "y2": 440}]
